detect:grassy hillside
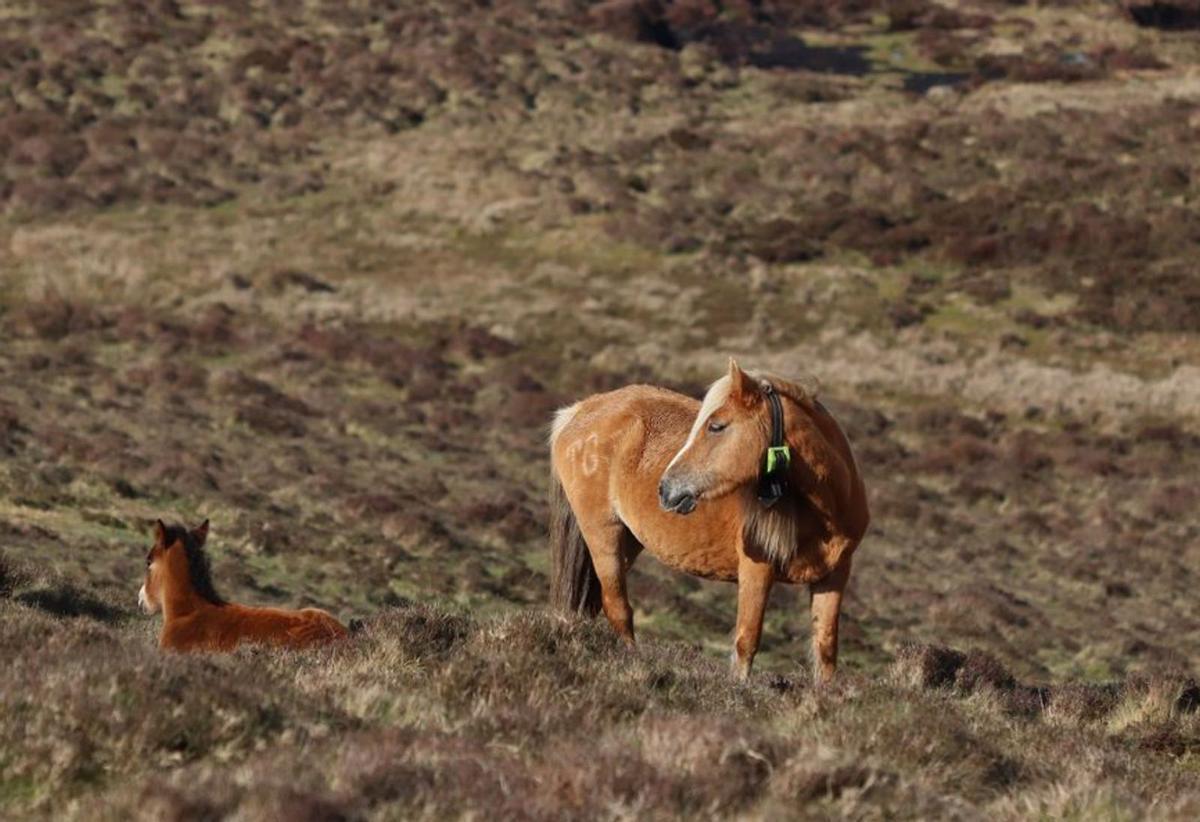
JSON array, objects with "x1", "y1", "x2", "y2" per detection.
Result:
[
  {"x1": 2, "y1": 0, "x2": 1200, "y2": 817},
  {"x1": 2, "y1": 578, "x2": 1199, "y2": 819}
]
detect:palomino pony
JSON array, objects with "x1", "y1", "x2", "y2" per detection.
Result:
[
  {"x1": 139, "y1": 519, "x2": 348, "y2": 651},
  {"x1": 549, "y1": 359, "x2": 868, "y2": 681}
]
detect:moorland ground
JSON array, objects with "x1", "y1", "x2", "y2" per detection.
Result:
[{"x1": 2, "y1": 0, "x2": 1200, "y2": 818}]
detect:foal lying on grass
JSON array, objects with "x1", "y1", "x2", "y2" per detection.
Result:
[{"x1": 139, "y1": 519, "x2": 348, "y2": 651}]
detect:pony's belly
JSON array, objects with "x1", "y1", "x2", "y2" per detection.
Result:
[
  {"x1": 643, "y1": 539, "x2": 740, "y2": 581},
  {"x1": 624, "y1": 504, "x2": 742, "y2": 583}
]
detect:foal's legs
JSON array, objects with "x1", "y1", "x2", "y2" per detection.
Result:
[
  {"x1": 809, "y1": 557, "x2": 852, "y2": 683},
  {"x1": 577, "y1": 519, "x2": 639, "y2": 645},
  {"x1": 732, "y1": 554, "x2": 774, "y2": 680}
]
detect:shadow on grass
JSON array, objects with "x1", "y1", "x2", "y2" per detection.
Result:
[
  {"x1": 1128, "y1": 2, "x2": 1200, "y2": 30},
  {"x1": 903, "y1": 71, "x2": 969, "y2": 94},
  {"x1": 14, "y1": 585, "x2": 128, "y2": 623},
  {"x1": 2, "y1": 556, "x2": 127, "y2": 623},
  {"x1": 700, "y1": 23, "x2": 872, "y2": 75}
]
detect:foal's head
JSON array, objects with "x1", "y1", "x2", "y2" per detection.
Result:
[
  {"x1": 659, "y1": 359, "x2": 810, "y2": 514},
  {"x1": 139, "y1": 519, "x2": 224, "y2": 613}
]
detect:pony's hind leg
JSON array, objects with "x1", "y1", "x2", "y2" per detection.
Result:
[
  {"x1": 577, "y1": 519, "x2": 639, "y2": 645},
  {"x1": 809, "y1": 557, "x2": 852, "y2": 683},
  {"x1": 732, "y1": 553, "x2": 774, "y2": 679}
]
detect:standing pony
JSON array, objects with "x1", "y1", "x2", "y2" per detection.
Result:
[
  {"x1": 549, "y1": 359, "x2": 868, "y2": 680},
  {"x1": 139, "y1": 519, "x2": 348, "y2": 651}
]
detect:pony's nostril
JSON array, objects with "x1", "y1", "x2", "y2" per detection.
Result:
[{"x1": 658, "y1": 477, "x2": 697, "y2": 514}]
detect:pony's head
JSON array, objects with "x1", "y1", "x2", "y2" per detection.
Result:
[
  {"x1": 139, "y1": 518, "x2": 223, "y2": 613},
  {"x1": 659, "y1": 359, "x2": 812, "y2": 515}
]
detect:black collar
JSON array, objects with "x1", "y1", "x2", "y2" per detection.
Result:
[{"x1": 757, "y1": 382, "x2": 791, "y2": 507}]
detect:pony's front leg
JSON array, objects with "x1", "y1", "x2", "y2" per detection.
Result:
[
  {"x1": 809, "y1": 557, "x2": 852, "y2": 683},
  {"x1": 732, "y1": 554, "x2": 774, "y2": 679}
]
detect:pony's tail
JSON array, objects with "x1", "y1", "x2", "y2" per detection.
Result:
[{"x1": 549, "y1": 467, "x2": 601, "y2": 617}]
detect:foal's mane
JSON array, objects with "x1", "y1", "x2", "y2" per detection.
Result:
[{"x1": 163, "y1": 523, "x2": 226, "y2": 606}]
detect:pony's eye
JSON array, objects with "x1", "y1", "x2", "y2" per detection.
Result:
[{"x1": 707, "y1": 419, "x2": 728, "y2": 434}]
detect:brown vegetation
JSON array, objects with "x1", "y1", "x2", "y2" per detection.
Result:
[{"x1": 2, "y1": 0, "x2": 1200, "y2": 816}]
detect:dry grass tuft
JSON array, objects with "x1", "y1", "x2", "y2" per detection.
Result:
[
  {"x1": 0, "y1": 552, "x2": 29, "y2": 598},
  {"x1": 892, "y1": 642, "x2": 967, "y2": 689}
]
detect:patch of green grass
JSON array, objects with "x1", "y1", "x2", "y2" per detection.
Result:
[
  {"x1": 0, "y1": 771, "x2": 40, "y2": 809},
  {"x1": 923, "y1": 296, "x2": 996, "y2": 338}
]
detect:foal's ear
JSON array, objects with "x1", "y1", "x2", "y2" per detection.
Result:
[
  {"x1": 193, "y1": 519, "x2": 209, "y2": 546},
  {"x1": 727, "y1": 358, "x2": 759, "y2": 406},
  {"x1": 154, "y1": 519, "x2": 168, "y2": 546}
]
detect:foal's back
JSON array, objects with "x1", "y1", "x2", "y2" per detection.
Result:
[
  {"x1": 227, "y1": 604, "x2": 349, "y2": 649},
  {"x1": 162, "y1": 604, "x2": 348, "y2": 652}
]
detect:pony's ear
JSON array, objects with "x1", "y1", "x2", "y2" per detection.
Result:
[
  {"x1": 727, "y1": 358, "x2": 759, "y2": 406},
  {"x1": 154, "y1": 519, "x2": 168, "y2": 546},
  {"x1": 193, "y1": 519, "x2": 209, "y2": 546}
]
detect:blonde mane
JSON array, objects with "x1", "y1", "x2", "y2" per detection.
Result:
[
  {"x1": 744, "y1": 494, "x2": 804, "y2": 568},
  {"x1": 741, "y1": 370, "x2": 820, "y2": 568},
  {"x1": 689, "y1": 375, "x2": 733, "y2": 440}
]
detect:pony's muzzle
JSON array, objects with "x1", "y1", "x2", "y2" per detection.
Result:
[{"x1": 658, "y1": 477, "x2": 697, "y2": 515}]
